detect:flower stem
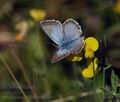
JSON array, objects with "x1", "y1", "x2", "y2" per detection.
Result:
[{"x1": 92, "y1": 58, "x2": 96, "y2": 92}]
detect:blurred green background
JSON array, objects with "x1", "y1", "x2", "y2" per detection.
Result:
[{"x1": 0, "y1": 0, "x2": 120, "y2": 102}]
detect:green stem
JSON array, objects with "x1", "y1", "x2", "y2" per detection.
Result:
[
  {"x1": 103, "y1": 68, "x2": 105, "y2": 100},
  {"x1": 92, "y1": 58, "x2": 96, "y2": 92}
]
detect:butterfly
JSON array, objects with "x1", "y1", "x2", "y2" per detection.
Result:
[{"x1": 40, "y1": 18, "x2": 85, "y2": 63}]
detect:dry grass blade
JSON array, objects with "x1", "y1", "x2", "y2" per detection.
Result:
[
  {"x1": 10, "y1": 49, "x2": 40, "y2": 102},
  {"x1": 0, "y1": 55, "x2": 30, "y2": 102}
]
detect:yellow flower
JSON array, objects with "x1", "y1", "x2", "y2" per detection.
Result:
[
  {"x1": 85, "y1": 49, "x2": 94, "y2": 58},
  {"x1": 66, "y1": 37, "x2": 99, "y2": 78},
  {"x1": 82, "y1": 37, "x2": 99, "y2": 78},
  {"x1": 113, "y1": 0, "x2": 120, "y2": 14},
  {"x1": 84, "y1": 37, "x2": 99, "y2": 58},
  {"x1": 67, "y1": 52, "x2": 83, "y2": 62},
  {"x1": 29, "y1": 9, "x2": 46, "y2": 21},
  {"x1": 82, "y1": 58, "x2": 98, "y2": 78}
]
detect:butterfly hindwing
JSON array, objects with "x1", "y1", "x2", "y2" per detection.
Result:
[
  {"x1": 70, "y1": 38, "x2": 85, "y2": 54},
  {"x1": 40, "y1": 20, "x2": 63, "y2": 45},
  {"x1": 51, "y1": 49, "x2": 70, "y2": 63},
  {"x1": 64, "y1": 37, "x2": 85, "y2": 54}
]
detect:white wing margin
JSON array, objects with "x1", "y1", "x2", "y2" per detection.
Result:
[{"x1": 40, "y1": 20, "x2": 63, "y2": 45}]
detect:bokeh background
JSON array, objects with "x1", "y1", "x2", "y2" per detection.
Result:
[{"x1": 0, "y1": 0, "x2": 120, "y2": 102}]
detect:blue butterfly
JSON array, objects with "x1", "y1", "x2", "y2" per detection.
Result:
[{"x1": 40, "y1": 19, "x2": 85, "y2": 63}]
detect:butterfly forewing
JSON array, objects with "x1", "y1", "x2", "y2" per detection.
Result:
[
  {"x1": 40, "y1": 20, "x2": 63, "y2": 45},
  {"x1": 62, "y1": 19, "x2": 84, "y2": 54},
  {"x1": 63, "y1": 19, "x2": 82, "y2": 41}
]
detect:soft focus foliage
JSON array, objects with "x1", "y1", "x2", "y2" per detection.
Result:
[{"x1": 0, "y1": 0, "x2": 120, "y2": 102}]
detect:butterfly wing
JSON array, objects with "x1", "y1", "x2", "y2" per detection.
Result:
[
  {"x1": 66, "y1": 37, "x2": 85, "y2": 54},
  {"x1": 63, "y1": 18, "x2": 82, "y2": 41},
  {"x1": 51, "y1": 49, "x2": 70, "y2": 63},
  {"x1": 63, "y1": 19, "x2": 84, "y2": 54},
  {"x1": 40, "y1": 20, "x2": 63, "y2": 45}
]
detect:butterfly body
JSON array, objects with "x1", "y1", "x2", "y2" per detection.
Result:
[{"x1": 40, "y1": 19, "x2": 85, "y2": 63}]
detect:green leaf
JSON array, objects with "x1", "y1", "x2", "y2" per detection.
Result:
[{"x1": 111, "y1": 70, "x2": 119, "y2": 95}]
